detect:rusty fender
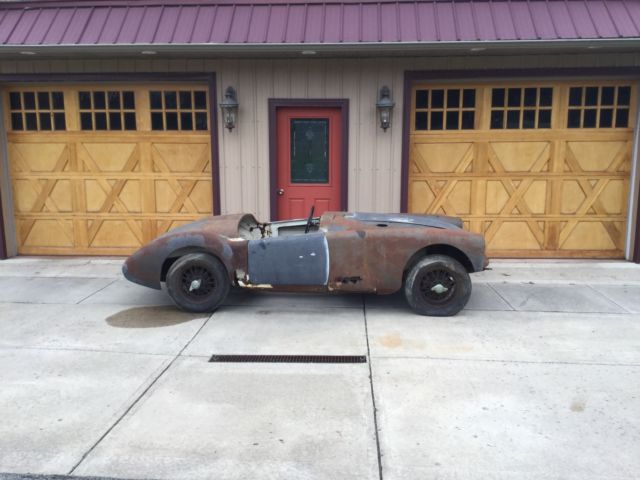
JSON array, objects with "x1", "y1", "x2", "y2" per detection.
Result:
[{"x1": 123, "y1": 214, "x2": 249, "y2": 290}]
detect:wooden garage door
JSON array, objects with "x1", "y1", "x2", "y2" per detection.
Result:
[
  {"x1": 409, "y1": 81, "x2": 636, "y2": 258},
  {"x1": 4, "y1": 84, "x2": 213, "y2": 255}
]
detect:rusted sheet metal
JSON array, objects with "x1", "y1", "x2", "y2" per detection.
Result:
[
  {"x1": 322, "y1": 212, "x2": 485, "y2": 294},
  {"x1": 123, "y1": 214, "x2": 251, "y2": 289},
  {"x1": 123, "y1": 211, "x2": 486, "y2": 293}
]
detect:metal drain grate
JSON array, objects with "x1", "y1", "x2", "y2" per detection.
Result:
[{"x1": 209, "y1": 354, "x2": 367, "y2": 364}]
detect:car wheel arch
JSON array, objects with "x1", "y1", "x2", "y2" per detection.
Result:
[
  {"x1": 160, "y1": 247, "x2": 229, "y2": 283},
  {"x1": 403, "y1": 244, "x2": 474, "y2": 281}
]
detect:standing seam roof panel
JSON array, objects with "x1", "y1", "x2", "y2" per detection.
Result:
[
  {"x1": 76, "y1": 7, "x2": 108, "y2": 44},
  {"x1": 134, "y1": 6, "x2": 163, "y2": 43},
  {"x1": 489, "y1": 2, "x2": 515, "y2": 40},
  {"x1": 7, "y1": 9, "x2": 39, "y2": 44},
  {"x1": 606, "y1": 1, "x2": 639, "y2": 37},
  {"x1": 227, "y1": 5, "x2": 252, "y2": 43},
  {"x1": 380, "y1": 3, "x2": 399, "y2": 43},
  {"x1": 323, "y1": 4, "x2": 343, "y2": 43},
  {"x1": 416, "y1": 2, "x2": 437, "y2": 41},
  {"x1": 154, "y1": 7, "x2": 182, "y2": 43},
  {"x1": 546, "y1": 2, "x2": 578, "y2": 39},
  {"x1": 472, "y1": 2, "x2": 497, "y2": 41},
  {"x1": 360, "y1": 3, "x2": 379, "y2": 42},
  {"x1": 115, "y1": 7, "x2": 146, "y2": 43},
  {"x1": 246, "y1": 5, "x2": 270, "y2": 43},
  {"x1": 585, "y1": 1, "x2": 619, "y2": 38},
  {"x1": 97, "y1": 7, "x2": 127, "y2": 44},
  {"x1": 621, "y1": 1, "x2": 640, "y2": 33},
  {"x1": 566, "y1": 1, "x2": 599, "y2": 38},
  {"x1": 174, "y1": 6, "x2": 200, "y2": 43},
  {"x1": 265, "y1": 5, "x2": 287, "y2": 43},
  {"x1": 209, "y1": 6, "x2": 234, "y2": 43},
  {"x1": 528, "y1": 2, "x2": 559, "y2": 40},
  {"x1": 342, "y1": 4, "x2": 360, "y2": 42},
  {"x1": 1, "y1": 1, "x2": 640, "y2": 47},
  {"x1": 435, "y1": 3, "x2": 456, "y2": 41},
  {"x1": 303, "y1": 5, "x2": 324, "y2": 43},
  {"x1": 455, "y1": 2, "x2": 478, "y2": 41},
  {"x1": 23, "y1": 7, "x2": 56, "y2": 44},
  {"x1": 190, "y1": 5, "x2": 216, "y2": 43}
]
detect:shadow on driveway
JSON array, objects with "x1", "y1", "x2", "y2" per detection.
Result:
[{"x1": 105, "y1": 306, "x2": 205, "y2": 329}]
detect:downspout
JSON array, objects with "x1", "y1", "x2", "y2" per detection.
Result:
[
  {"x1": 0, "y1": 89, "x2": 11, "y2": 259},
  {"x1": 629, "y1": 82, "x2": 640, "y2": 263}
]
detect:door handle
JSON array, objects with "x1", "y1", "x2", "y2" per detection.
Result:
[{"x1": 276, "y1": 188, "x2": 285, "y2": 196}]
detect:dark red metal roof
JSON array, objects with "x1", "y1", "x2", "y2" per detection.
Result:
[{"x1": 0, "y1": 0, "x2": 639, "y2": 46}]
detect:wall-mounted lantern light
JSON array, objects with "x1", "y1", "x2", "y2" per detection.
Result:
[
  {"x1": 376, "y1": 86, "x2": 395, "y2": 131},
  {"x1": 220, "y1": 86, "x2": 239, "y2": 131}
]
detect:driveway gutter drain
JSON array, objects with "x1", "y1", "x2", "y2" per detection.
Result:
[{"x1": 209, "y1": 354, "x2": 367, "y2": 363}]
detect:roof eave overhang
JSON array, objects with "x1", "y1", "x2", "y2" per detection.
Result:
[{"x1": 2, "y1": 38, "x2": 640, "y2": 57}]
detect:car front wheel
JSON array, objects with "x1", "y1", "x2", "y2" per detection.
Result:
[
  {"x1": 404, "y1": 254, "x2": 472, "y2": 316},
  {"x1": 166, "y1": 253, "x2": 230, "y2": 313}
]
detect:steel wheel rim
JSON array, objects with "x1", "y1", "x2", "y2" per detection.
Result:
[
  {"x1": 417, "y1": 267, "x2": 457, "y2": 304},
  {"x1": 181, "y1": 265, "x2": 216, "y2": 299}
]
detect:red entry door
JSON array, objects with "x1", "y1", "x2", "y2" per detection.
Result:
[{"x1": 276, "y1": 107, "x2": 342, "y2": 220}]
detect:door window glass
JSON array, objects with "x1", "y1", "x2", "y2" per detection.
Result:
[
  {"x1": 149, "y1": 90, "x2": 208, "y2": 131},
  {"x1": 8, "y1": 91, "x2": 66, "y2": 131},
  {"x1": 490, "y1": 87, "x2": 553, "y2": 129},
  {"x1": 413, "y1": 88, "x2": 476, "y2": 131},
  {"x1": 78, "y1": 90, "x2": 136, "y2": 131},
  {"x1": 567, "y1": 85, "x2": 631, "y2": 128},
  {"x1": 290, "y1": 119, "x2": 329, "y2": 183}
]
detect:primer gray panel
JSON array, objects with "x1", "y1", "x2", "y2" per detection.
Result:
[{"x1": 248, "y1": 233, "x2": 329, "y2": 285}]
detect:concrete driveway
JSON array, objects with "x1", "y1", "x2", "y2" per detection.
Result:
[{"x1": 1, "y1": 258, "x2": 639, "y2": 480}]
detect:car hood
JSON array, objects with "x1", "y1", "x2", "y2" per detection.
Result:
[{"x1": 345, "y1": 212, "x2": 463, "y2": 230}]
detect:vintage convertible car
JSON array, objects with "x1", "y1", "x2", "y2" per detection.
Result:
[{"x1": 123, "y1": 208, "x2": 487, "y2": 316}]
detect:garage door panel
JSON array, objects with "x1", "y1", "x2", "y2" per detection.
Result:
[
  {"x1": 559, "y1": 221, "x2": 622, "y2": 251},
  {"x1": 409, "y1": 82, "x2": 635, "y2": 258},
  {"x1": 5, "y1": 84, "x2": 214, "y2": 256},
  {"x1": 565, "y1": 141, "x2": 630, "y2": 172},
  {"x1": 20, "y1": 219, "x2": 74, "y2": 248},
  {"x1": 486, "y1": 221, "x2": 545, "y2": 251},
  {"x1": 489, "y1": 142, "x2": 551, "y2": 172}
]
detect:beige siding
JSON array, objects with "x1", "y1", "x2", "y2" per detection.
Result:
[{"x1": 2, "y1": 52, "x2": 640, "y2": 223}]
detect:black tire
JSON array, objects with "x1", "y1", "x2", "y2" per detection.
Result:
[
  {"x1": 166, "y1": 253, "x2": 230, "y2": 313},
  {"x1": 404, "y1": 254, "x2": 472, "y2": 316}
]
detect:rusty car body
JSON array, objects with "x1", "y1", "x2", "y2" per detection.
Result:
[{"x1": 123, "y1": 211, "x2": 487, "y2": 315}]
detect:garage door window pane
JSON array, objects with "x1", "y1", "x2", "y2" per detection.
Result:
[
  {"x1": 491, "y1": 87, "x2": 552, "y2": 129},
  {"x1": 9, "y1": 92, "x2": 21, "y2": 109},
  {"x1": 8, "y1": 91, "x2": 66, "y2": 131},
  {"x1": 11, "y1": 113, "x2": 23, "y2": 130},
  {"x1": 79, "y1": 90, "x2": 136, "y2": 131},
  {"x1": 566, "y1": 85, "x2": 632, "y2": 129},
  {"x1": 414, "y1": 87, "x2": 476, "y2": 131},
  {"x1": 150, "y1": 89, "x2": 208, "y2": 131}
]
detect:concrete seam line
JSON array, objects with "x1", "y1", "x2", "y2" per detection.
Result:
[
  {"x1": 75, "y1": 278, "x2": 119, "y2": 305},
  {"x1": 362, "y1": 295, "x2": 384, "y2": 480},
  {"x1": 485, "y1": 283, "x2": 516, "y2": 311},
  {"x1": 67, "y1": 313, "x2": 214, "y2": 475},
  {"x1": 584, "y1": 284, "x2": 632, "y2": 314},
  {"x1": 368, "y1": 355, "x2": 640, "y2": 368}
]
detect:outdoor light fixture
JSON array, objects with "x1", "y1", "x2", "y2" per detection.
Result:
[
  {"x1": 376, "y1": 85, "x2": 395, "y2": 131},
  {"x1": 220, "y1": 86, "x2": 239, "y2": 132}
]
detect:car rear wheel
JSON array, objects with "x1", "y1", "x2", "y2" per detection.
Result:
[
  {"x1": 404, "y1": 254, "x2": 471, "y2": 316},
  {"x1": 166, "y1": 253, "x2": 230, "y2": 313}
]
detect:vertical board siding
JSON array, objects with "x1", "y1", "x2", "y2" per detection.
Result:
[{"x1": 1, "y1": 52, "x2": 640, "y2": 224}]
